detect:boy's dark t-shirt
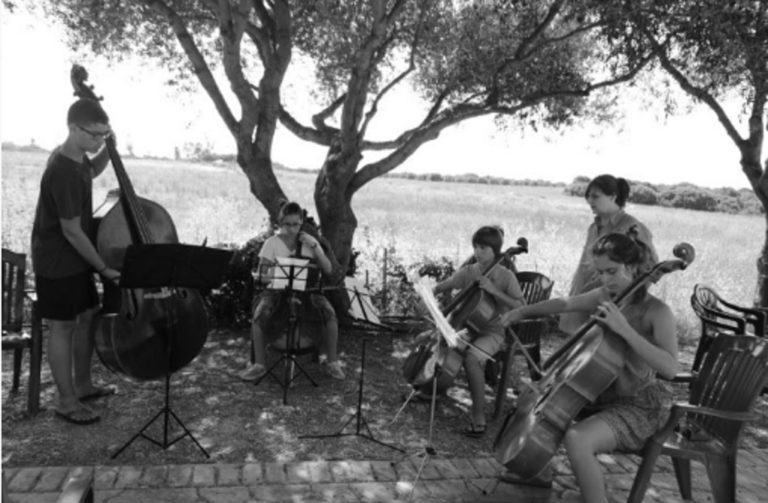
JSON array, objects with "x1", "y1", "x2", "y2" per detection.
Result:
[{"x1": 31, "y1": 151, "x2": 94, "y2": 278}]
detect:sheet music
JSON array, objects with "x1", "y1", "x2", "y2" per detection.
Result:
[
  {"x1": 269, "y1": 257, "x2": 311, "y2": 291},
  {"x1": 408, "y1": 270, "x2": 461, "y2": 348}
]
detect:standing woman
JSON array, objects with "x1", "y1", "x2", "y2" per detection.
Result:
[{"x1": 559, "y1": 174, "x2": 657, "y2": 335}]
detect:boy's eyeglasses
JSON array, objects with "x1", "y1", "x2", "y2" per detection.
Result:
[
  {"x1": 76, "y1": 124, "x2": 110, "y2": 139},
  {"x1": 280, "y1": 222, "x2": 302, "y2": 228}
]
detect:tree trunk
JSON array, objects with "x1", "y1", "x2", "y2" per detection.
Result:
[
  {"x1": 314, "y1": 154, "x2": 359, "y2": 281},
  {"x1": 758, "y1": 219, "x2": 768, "y2": 308},
  {"x1": 740, "y1": 150, "x2": 768, "y2": 308},
  {"x1": 236, "y1": 148, "x2": 287, "y2": 221}
]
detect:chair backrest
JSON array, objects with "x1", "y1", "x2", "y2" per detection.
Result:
[
  {"x1": 516, "y1": 271, "x2": 554, "y2": 304},
  {"x1": 2, "y1": 248, "x2": 27, "y2": 333},
  {"x1": 691, "y1": 283, "x2": 765, "y2": 336},
  {"x1": 688, "y1": 333, "x2": 768, "y2": 446},
  {"x1": 690, "y1": 284, "x2": 746, "y2": 335}
]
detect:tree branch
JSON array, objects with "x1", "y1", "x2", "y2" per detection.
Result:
[
  {"x1": 147, "y1": 0, "x2": 239, "y2": 136},
  {"x1": 514, "y1": 0, "x2": 565, "y2": 60},
  {"x1": 312, "y1": 94, "x2": 347, "y2": 131},
  {"x1": 215, "y1": 0, "x2": 260, "y2": 142},
  {"x1": 279, "y1": 106, "x2": 336, "y2": 145},
  {"x1": 339, "y1": 0, "x2": 388, "y2": 144},
  {"x1": 646, "y1": 31, "x2": 745, "y2": 148}
]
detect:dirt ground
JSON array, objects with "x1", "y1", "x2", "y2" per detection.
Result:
[{"x1": 2, "y1": 323, "x2": 767, "y2": 468}]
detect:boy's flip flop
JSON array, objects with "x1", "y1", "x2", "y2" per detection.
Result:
[
  {"x1": 55, "y1": 409, "x2": 101, "y2": 426},
  {"x1": 79, "y1": 386, "x2": 116, "y2": 402},
  {"x1": 462, "y1": 423, "x2": 487, "y2": 438}
]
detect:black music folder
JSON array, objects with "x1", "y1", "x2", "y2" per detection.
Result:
[{"x1": 119, "y1": 243, "x2": 233, "y2": 290}]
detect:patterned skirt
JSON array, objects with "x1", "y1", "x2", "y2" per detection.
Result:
[{"x1": 590, "y1": 380, "x2": 672, "y2": 451}]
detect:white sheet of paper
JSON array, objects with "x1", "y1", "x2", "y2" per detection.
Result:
[
  {"x1": 269, "y1": 257, "x2": 311, "y2": 291},
  {"x1": 408, "y1": 270, "x2": 461, "y2": 347}
]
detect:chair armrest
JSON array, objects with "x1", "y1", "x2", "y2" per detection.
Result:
[
  {"x1": 652, "y1": 400, "x2": 757, "y2": 443},
  {"x1": 658, "y1": 371, "x2": 695, "y2": 384},
  {"x1": 717, "y1": 298, "x2": 766, "y2": 334},
  {"x1": 671, "y1": 402, "x2": 757, "y2": 423},
  {"x1": 699, "y1": 305, "x2": 747, "y2": 333}
]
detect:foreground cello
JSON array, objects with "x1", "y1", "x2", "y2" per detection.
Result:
[
  {"x1": 493, "y1": 243, "x2": 694, "y2": 479},
  {"x1": 71, "y1": 65, "x2": 208, "y2": 380}
]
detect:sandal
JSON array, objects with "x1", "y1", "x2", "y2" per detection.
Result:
[
  {"x1": 55, "y1": 408, "x2": 101, "y2": 426},
  {"x1": 78, "y1": 385, "x2": 116, "y2": 402},
  {"x1": 462, "y1": 423, "x2": 486, "y2": 438}
]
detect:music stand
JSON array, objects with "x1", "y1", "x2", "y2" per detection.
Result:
[
  {"x1": 390, "y1": 343, "x2": 445, "y2": 502},
  {"x1": 110, "y1": 243, "x2": 233, "y2": 459},
  {"x1": 299, "y1": 338, "x2": 404, "y2": 452},
  {"x1": 344, "y1": 277, "x2": 393, "y2": 332},
  {"x1": 254, "y1": 258, "x2": 319, "y2": 404}
]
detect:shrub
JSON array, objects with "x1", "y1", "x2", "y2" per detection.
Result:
[
  {"x1": 739, "y1": 190, "x2": 764, "y2": 215},
  {"x1": 628, "y1": 183, "x2": 659, "y2": 205},
  {"x1": 715, "y1": 196, "x2": 742, "y2": 214},
  {"x1": 205, "y1": 234, "x2": 269, "y2": 328},
  {"x1": 658, "y1": 185, "x2": 719, "y2": 212},
  {"x1": 369, "y1": 252, "x2": 456, "y2": 319},
  {"x1": 564, "y1": 182, "x2": 587, "y2": 198}
]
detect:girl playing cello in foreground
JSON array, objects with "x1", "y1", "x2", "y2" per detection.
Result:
[{"x1": 500, "y1": 233, "x2": 679, "y2": 503}]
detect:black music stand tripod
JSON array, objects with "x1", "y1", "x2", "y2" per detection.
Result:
[
  {"x1": 299, "y1": 338, "x2": 404, "y2": 453},
  {"x1": 254, "y1": 260, "x2": 318, "y2": 405},
  {"x1": 110, "y1": 243, "x2": 233, "y2": 460}
]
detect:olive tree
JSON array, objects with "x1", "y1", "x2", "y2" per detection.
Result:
[
  {"x1": 610, "y1": 0, "x2": 768, "y2": 305},
  {"x1": 31, "y1": 0, "x2": 648, "y2": 274}
]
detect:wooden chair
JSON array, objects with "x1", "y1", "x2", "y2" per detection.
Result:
[
  {"x1": 492, "y1": 271, "x2": 554, "y2": 419},
  {"x1": 628, "y1": 333, "x2": 768, "y2": 503},
  {"x1": 690, "y1": 283, "x2": 766, "y2": 372},
  {"x1": 2, "y1": 248, "x2": 43, "y2": 414}
]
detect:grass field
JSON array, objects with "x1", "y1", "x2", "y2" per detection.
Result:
[{"x1": 2, "y1": 148, "x2": 762, "y2": 342}]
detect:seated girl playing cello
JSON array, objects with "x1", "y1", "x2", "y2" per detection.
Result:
[
  {"x1": 499, "y1": 232, "x2": 679, "y2": 502},
  {"x1": 421, "y1": 225, "x2": 525, "y2": 437}
]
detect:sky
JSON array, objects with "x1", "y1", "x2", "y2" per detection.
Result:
[{"x1": 0, "y1": 6, "x2": 751, "y2": 189}]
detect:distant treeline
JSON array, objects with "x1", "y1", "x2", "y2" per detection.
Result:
[
  {"x1": 565, "y1": 176, "x2": 763, "y2": 216},
  {"x1": 383, "y1": 171, "x2": 565, "y2": 187},
  {"x1": 5, "y1": 142, "x2": 759, "y2": 214}
]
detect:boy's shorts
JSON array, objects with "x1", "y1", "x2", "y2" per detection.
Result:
[
  {"x1": 253, "y1": 290, "x2": 336, "y2": 328},
  {"x1": 35, "y1": 271, "x2": 99, "y2": 321}
]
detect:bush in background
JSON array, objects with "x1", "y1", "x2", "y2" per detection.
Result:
[
  {"x1": 658, "y1": 184, "x2": 719, "y2": 212},
  {"x1": 205, "y1": 235, "x2": 268, "y2": 328},
  {"x1": 564, "y1": 177, "x2": 763, "y2": 215}
]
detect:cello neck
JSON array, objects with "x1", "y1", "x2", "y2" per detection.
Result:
[
  {"x1": 441, "y1": 238, "x2": 528, "y2": 316},
  {"x1": 543, "y1": 244, "x2": 695, "y2": 369}
]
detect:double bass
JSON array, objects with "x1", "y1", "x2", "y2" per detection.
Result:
[
  {"x1": 403, "y1": 238, "x2": 529, "y2": 392},
  {"x1": 71, "y1": 65, "x2": 208, "y2": 380},
  {"x1": 493, "y1": 243, "x2": 695, "y2": 479}
]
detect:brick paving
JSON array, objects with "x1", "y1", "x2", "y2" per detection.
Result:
[{"x1": 4, "y1": 449, "x2": 768, "y2": 502}]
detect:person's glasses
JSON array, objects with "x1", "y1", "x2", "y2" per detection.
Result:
[
  {"x1": 281, "y1": 221, "x2": 301, "y2": 228},
  {"x1": 76, "y1": 124, "x2": 110, "y2": 139}
]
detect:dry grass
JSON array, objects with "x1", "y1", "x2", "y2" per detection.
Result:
[{"x1": 2, "y1": 148, "x2": 762, "y2": 345}]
